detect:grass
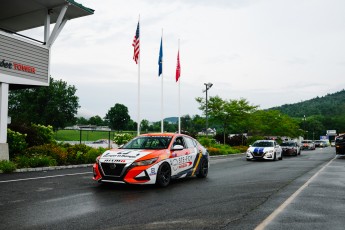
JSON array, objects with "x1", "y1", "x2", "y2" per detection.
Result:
[{"x1": 54, "y1": 130, "x2": 136, "y2": 141}]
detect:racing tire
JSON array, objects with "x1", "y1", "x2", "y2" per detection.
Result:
[
  {"x1": 196, "y1": 158, "x2": 208, "y2": 178},
  {"x1": 156, "y1": 163, "x2": 171, "y2": 187}
]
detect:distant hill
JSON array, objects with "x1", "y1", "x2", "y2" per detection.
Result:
[
  {"x1": 164, "y1": 117, "x2": 178, "y2": 124},
  {"x1": 270, "y1": 89, "x2": 345, "y2": 118}
]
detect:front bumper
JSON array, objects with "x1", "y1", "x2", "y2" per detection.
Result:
[
  {"x1": 246, "y1": 152, "x2": 275, "y2": 160},
  {"x1": 92, "y1": 162, "x2": 156, "y2": 185},
  {"x1": 282, "y1": 148, "x2": 297, "y2": 156}
]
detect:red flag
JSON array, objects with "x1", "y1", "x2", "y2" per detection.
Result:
[
  {"x1": 175, "y1": 50, "x2": 180, "y2": 82},
  {"x1": 132, "y1": 22, "x2": 140, "y2": 64}
]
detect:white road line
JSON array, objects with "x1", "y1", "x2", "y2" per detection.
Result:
[
  {"x1": 255, "y1": 157, "x2": 335, "y2": 230},
  {"x1": 0, "y1": 172, "x2": 92, "y2": 183}
]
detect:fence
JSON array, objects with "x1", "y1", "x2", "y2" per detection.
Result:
[{"x1": 54, "y1": 129, "x2": 137, "y2": 149}]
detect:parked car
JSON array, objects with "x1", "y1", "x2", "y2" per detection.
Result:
[
  {"x1": 301, "y1": 140, "x2": 315, "y2": 150},
  {"x1": 246, "y1": 140, "x2": 282, "y2": 161},
  {"x1": 335, "y1": 134, "x2": 345, "y2": 155},
  {"x1": 92, "y1": 133, "x2": 209, "y2": 187},
  {"x1": 281, "y1": 141, "x2": 301, "y2": 156},
  {"x1": 314, "y1": 140, "x2": 328, "y2": 148}
]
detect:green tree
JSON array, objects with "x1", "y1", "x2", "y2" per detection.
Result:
[
  {"x1": 141, "y1": 119, "x2": 150, "y2": 133},
  {"x1": 88, "y1": 115, "x2": 104, "y2": 126},
  {"x1": 104, "y1": 103, "x2": 130, "y2": 131},
  {"x1": 250, "y1": 110, "x2": 301, "y2": 137},
  {"x1": 76, "y1": 117, "x2": 89, "y2": 125},
  {"x1": 196, "y1": 96, "x2": 258, "y2": 143},
  {"x1": 9, "y1": 78, "x2": 79, "y2": 130}
]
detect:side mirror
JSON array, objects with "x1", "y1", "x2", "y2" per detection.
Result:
[{"x1": 172, "y1": 145, "x2": 184, "y2": 150}]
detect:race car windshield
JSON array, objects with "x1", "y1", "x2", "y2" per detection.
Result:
[
  {"x1": 252, "y1": 141, "x2": 274, "y2": 147},
  {"x1": 121, "y1": 136, "x2": 172, "y2": 149},
  {"x1": 281, "y1": 142, "x2": 295, "y2": 146}
]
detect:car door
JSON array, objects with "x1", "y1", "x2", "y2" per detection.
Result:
[
  {"x1": 274, "y1": 141, "x2": 282, "y2": 157},
  {"x1": 170, "y1": 136, "x2": 191, "y2": 175}
]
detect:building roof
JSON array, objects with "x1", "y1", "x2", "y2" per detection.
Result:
[{"x1": 0, "y1": 0, "x2": 94, "y2": 33}]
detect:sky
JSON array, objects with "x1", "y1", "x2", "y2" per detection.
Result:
[{"x1": 24, "y1": 0, "x2": 345, "y2": 122}]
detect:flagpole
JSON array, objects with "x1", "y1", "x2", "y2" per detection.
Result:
[
  {"x1": 178, "y1": 39, "x2": 181, "y2": 134},
  {"x1": 137, "y1": 15, "x2": 141, "y2": 136},
  {"x1": 160, "y1": 29, "x2": 164, "y2": 133}
]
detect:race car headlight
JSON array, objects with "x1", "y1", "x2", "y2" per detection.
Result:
[
  {"x1": 131, "y1": 157, "x2": 158, "y2": 167},
  {"x1": 96, "y1": 156, "x2": 101, "y2": 164}
]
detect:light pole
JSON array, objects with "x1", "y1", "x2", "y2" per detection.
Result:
[
  {"x1": 303, "y1": 115, "x2": 306, "y2": 139},
  {"x1": 203, "y1": 82, "x2": 213, "y2": 136}
]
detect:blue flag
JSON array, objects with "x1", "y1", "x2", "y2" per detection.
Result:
[{"x1": 158, "y1": 37, "x2": 163, "y2": 76}]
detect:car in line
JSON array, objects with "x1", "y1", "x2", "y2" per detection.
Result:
[
  {"x1": 92, "y1": 133, "x2": 209, "y2": 187},
  {"x1": 281, "y1": 141, "x2": 301, "y2": 156},
  {"x1": 335, "y1": 134, "x2": 345, "y2": 155},
  {"x1": 246, "y1": 140, "x2": 283, "y2": 161},
  {"x1": 314, "y1": 140, "x2": 329, "y2": 148},
  {"x1": 301, "y1": 140, "x2": 316, "y2": 150}
]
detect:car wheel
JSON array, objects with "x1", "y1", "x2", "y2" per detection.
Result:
[
  {"x1": 279, "y1": 154, "x2": 283, "y2": 160},
  {"x1": 273, "y1": 152, "x2": 277, "y2": 161},
  {"x1": 246, "y1": 158, "x2": 251, "y2": 161},
  {"x1": 156, "y1": 163, "x2": 171, "y2": 187},
  {"x1": 196, "y1": 158, "x2": 208, "y2": 178}
]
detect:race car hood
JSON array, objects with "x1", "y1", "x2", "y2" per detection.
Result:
[
  {"x1": 247, "y1": 147, "x2": 274, "y2": 153},
  {"x1": 99, "y1": 149, "x2": 162, "y2": 164}
]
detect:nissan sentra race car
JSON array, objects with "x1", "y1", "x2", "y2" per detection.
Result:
[
  {"x1": 246, "y1": 140, "x2": 283, "y2": 161},
  {"x1": 93, "y1": 133, "x2": 209, "y2": 187}
]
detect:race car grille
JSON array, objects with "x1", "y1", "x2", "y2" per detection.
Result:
[
  {"x1": 252, "y1": 148, "x2": 265, "y2": 157},
  {"x1": 100, "y1": 163, "x2": 126, "y2": 177}
]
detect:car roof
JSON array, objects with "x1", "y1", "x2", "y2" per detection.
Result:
[
  {"x1": 140, "y1": 133, "x2": 189, "y2": 138},
  {"x1": 255, "y1": 140, "x2": 275, "y2": 142}
]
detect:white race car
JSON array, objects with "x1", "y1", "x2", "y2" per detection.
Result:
[{"x1": 246, "y1": 140, "x2": 283, "y2": 161}]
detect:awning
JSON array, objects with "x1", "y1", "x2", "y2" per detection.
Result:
[{"x1": 0, "y1": 0, "x2": 94, "y2": 33}]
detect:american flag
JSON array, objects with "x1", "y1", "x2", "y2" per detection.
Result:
[
  {"x1": 132, "y1": 22, "x2": 140, "y2": 64},
  {"x1": 176, "y1": 50, "x2": 180, "y2": 82}
]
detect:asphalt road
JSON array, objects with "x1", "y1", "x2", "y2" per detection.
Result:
[{"x1": 0, "y1": 147, "x2": 344, "y2": 230}]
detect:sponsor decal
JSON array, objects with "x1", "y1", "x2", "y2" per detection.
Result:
[
  {"x1": 149, "y1": 168, "x2": 156, "y2": 176},
  {"x1": 102, "y1": 159, "x2": 126, "y2": 163},
  {"x1": 172, "y1": 159, "x2": 178, "y2": 171},
  {"x1": 104, "y1": 150, "x2": 146, "y2": 159},
  {"x1": 0, "y1": 58, "x2": 36, "y2": 74},
  {"x1": 171, "y1": 155, "x2": 193, "y2": 171},
  {"x1": 179, "y1": 161, "x2": 192, "y2": 169}
]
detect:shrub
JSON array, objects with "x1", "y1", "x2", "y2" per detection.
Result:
[
  {"x1": 7, "y1": 128, "x2": 28, "y2": 159},
  {"x1": 66, "y1": 144, "x2": 92, "y2": 164},
  {"x1": 15, "y1": 155, "x2": 57, "y2": 168},
  {"x1": 0, "y1": 160, "x2": 17, "y2": 173},
  {"x1": 8, "y1": 123, "x2": 55, "y2": 147},
  {"x1": 233, "y1": 145, "x2": 248, "y2": 153},
  {"x1": 197, "y1": 137, "x2": 217, "y2": 147},
  {"x1": 84, "y1": 148, "x2": 103, "y2": 164},
  {"x1": 24, "y1": 144, "x2": 68, "y2": 165},
  {"x1": 113, "y1": 133, "x2": 133, "y2": 145},
  {"x1": 207, "y1": 147, "x2": 221, "y2": 156},
  {"x1": 31, "y1": 124, "x2": 55, "y2": 146}
]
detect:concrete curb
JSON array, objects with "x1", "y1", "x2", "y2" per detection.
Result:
[
  {"x1": 13, "y1": 164, "x2": 93, "y2": 173},
  {"x1": 1, "y1": 153, "x2": 245, "y2": 174}
]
